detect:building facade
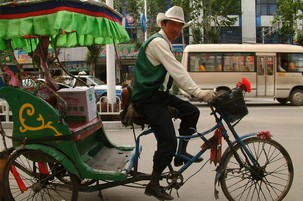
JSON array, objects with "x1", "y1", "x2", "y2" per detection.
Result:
[
  {"x1": 3, "y1": 0, "x2": 302, "y2": 84},
  {"x1": 221, "y1": 0, "x2": 302, "y2": 44}
]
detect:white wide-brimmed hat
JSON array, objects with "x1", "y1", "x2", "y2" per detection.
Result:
[{"x1": 156, "y1": 6, "x2": 188, "y2": 27}]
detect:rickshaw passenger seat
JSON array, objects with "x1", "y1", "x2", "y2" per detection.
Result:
[{"x1": 67, "y1": 118, "x2": 103, "y2": 143}]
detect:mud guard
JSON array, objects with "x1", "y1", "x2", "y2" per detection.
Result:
[
  {"x1": 15, "y1": 144, "x2": 79, "y2": 177},
  {"x1": 213, "y1": 132, "x2": 258, "y2": 199}
]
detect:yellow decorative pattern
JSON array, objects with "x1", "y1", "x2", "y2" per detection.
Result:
[{"x1": 19, "y1": 103, "x2": 62, "y2": 136}]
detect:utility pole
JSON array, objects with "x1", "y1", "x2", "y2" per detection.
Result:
[
  {"x1": 106, "y1": 0, "x2": 116, "y2": 105},
  {"x1": 144, "y1": 0, "x2": 147, "y2": 41}
]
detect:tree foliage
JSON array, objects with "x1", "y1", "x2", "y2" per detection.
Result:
[
  {"x1": 199, "y1": 0, "x2": 241, "y2": 43},
  {"x1": 296, "y1": 30, "x2": 303, "y2": 45},
  {"x1": 86, "y1": 45, "x2": 101, "y2": 76},
  {"x1": 115, "y1": 0, "x2": 240, "y2": 44},
  {"x1": 273, "y1": 0, "x2": 303, "y2": 43},
  {"x1": 172, "y1": 0, "x2": 241, "y2": 44},
  {"x1": 115, "y1": 0, "x2": 169, "y2": 44},
  {"x1": 146, "y1": 0, "x2": 171, "y2": 36}
]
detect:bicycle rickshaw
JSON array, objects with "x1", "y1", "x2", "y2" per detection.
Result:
[{"x1": 0, "y1": 1, "x2": 293, "y2": 201}]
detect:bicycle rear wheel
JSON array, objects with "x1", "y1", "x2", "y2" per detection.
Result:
[
  {"x1": 3, "y1": 149, "x2": 79, "y2": 201},
  {"x1": 220, "y1": 137, "x2": 293, "y2": 201}
]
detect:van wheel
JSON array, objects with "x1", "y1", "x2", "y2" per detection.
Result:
[
  {"x1": 289, "y1": 89, "x2": 303, "y2": 106},
  {"x1": 276, "y1": 98, "x2": 288, "y2": 105}
]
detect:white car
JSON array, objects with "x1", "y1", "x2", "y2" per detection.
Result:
[
  {"x1": 60, "y1": 75, "x2": 122, "y2": 99},
  {"x1": 21, "y1": 78, "x2": 70, "y2": 89}
]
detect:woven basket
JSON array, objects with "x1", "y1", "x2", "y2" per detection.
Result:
[{"x1": 210, "y1": 88, "x2": 248, "y2": 123}]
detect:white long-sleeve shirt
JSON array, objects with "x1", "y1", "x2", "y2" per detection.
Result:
[{"x1": 145, "y1": 30, "x2": 203, "y2": 97}]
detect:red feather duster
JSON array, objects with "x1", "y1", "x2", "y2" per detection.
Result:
[{"x1": 236, "y1": 77, "x2": 251, "y2": 93}]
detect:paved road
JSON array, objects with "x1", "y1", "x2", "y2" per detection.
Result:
[
  {"x1": 1, "y1": 98, "x2": 302, "y2": 201},
  {"x1": 78, "y1": 101, "x2": 303, "y2": 201}
]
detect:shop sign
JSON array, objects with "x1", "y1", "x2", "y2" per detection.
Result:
[
  {"x1": 99, "y1": 44, "x2": 139, "y2": 59},
  {"x1": 14, "y1": 50, "x2": 32, "y2": 64},
  {"x1": 65, "y1": 61, "x2": 90, "y2": 72}
]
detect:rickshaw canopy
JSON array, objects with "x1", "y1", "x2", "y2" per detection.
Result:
[{"x1": 0, "y1": 0, "x2": 130, "y2": 52}]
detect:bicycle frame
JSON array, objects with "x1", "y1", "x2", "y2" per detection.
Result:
[{"x1": 131, "y1": 105, "x2": 259, "y2": 185}]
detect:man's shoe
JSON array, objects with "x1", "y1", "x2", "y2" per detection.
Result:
[
  {"x1": 145, "y1": 184, "x2": 174, "y2": 200},
  {"x1": 174, "y1": 153, "x2": 203, "y2": 167}
]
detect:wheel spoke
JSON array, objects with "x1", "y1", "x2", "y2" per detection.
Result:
[
  {"x1": 220, "y1": 137, "x2": 293, "y2": 201},
  {"x1": 3, "y1": 149, "x2": 78, "y2": 201}
]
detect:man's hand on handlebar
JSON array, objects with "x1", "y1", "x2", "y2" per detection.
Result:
[{"x1": 197, "y1": 90, "x2": 217, "y2": 102}]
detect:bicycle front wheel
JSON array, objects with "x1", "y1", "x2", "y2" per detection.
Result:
[
  {"x1": 220, "y1": 137, "x2": 293, "y2": 201},
  {"x1": 3, "y1": 149, "x2": 79, "y2": 201}
]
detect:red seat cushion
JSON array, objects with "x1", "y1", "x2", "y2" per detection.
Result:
[{"x1": 68, "y1": 118, "x2": 103, "y2": 143}]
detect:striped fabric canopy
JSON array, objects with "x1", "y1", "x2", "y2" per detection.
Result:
[{"x1": 0, "y1": 0, "x2": 130, "y2": 52}]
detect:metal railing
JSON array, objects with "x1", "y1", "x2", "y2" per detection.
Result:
[
  {"x1": 96, "y1": 96, "x2": 122, "y2": 115},
  {"x1": 0, "y1": 100, "x2": 11, "y2": 123},
  {"x1": 0, "y1": 97, "x2": 122, "y2": 123}
]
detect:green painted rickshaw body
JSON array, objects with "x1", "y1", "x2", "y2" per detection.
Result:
[{"x1": 0, "y1": 86, "x2": 135, "y2": 181}]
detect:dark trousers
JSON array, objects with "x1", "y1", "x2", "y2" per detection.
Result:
[{"x1": 134, "y1": 92, "x2": 200, "y2": 174}]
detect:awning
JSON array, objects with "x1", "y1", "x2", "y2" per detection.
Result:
[{"x1": 0, "y1": 0, "x2": 130, "y2": 52}]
